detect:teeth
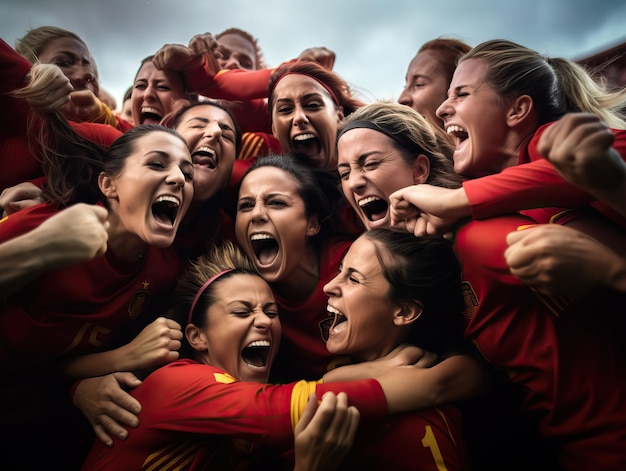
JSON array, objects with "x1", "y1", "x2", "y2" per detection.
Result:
[
  {"x1": 250, "y1": 234, "x2": 274, "y2": 241},
  {"x1": 358, "y1": 196, "x2": 380, "y2": 207},
  {"x1": 293, "y1": 133, "x2": 316, "y2": 141},
  {"x1": 142, "y1": 107, "x2": 161, "y2": 115},
  {"x1": 195, "y1": 146, "x2": 216, "y2": 156},
  {"x1": 247, "y1": 340, "x2": 270, "y2": 348},
  {"x1": 446, "y1": 125, "x2": 466, "y2": 134},
  {"x1": 327, "y1": 305, "x2": 341, "y2": 315},
  {"x1": 155, "y1": 195, "x2": 180, "y2": 205}
]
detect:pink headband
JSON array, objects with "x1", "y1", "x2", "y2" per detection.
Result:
[
  {"x1": 271, "y1": 71, "x2": 341, "y2": 107},
  {"x1": 187, "y1": 269, "x2": 234, "y2": 324}
]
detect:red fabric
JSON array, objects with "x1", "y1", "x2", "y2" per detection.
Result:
[
  {"x1": 269, "y1": 238, "x2": 354, "y2": 383},
  {"x1": 455, "y1": 214, "x2": 626, "y2": 470},
  {"x1": 463, "y1": 122, "x2": 626, "y2": 228},
  {"x1": 0, "y1": 203, "x2": 182, "y2": 370},
  {"x1": 81, "y1": 358, "x2": 387, "y2": 470},
  {"x1": 184, "y1": 61, "x2": 275, "y2": 134},
  {"x1": 0, "y1": 39, "x2": 122, "y2": 192}
]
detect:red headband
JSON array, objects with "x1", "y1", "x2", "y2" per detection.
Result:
[
  {"x1": 187, "y1": 269, "x2": 234, "y2": 324},
  {"x1": 271, "y1": 71, "x2": 341, "y2": 107}
]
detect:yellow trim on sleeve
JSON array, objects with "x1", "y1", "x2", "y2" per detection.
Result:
[
  {"x1": 213, "y1": 372, "x2": 237, "y2": 384},
  {"x1": 549, "y1": 209, "x2": 574, "y2": 224},
  {"x1": 289, "y1": 380, "x2": 322, "y2": 431}
]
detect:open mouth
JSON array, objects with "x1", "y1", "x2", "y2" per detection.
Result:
[
  {"x1": 446, "y1": 125, "x2": 469, "y2": 148},
  {"x1": 291, "y1": 133, "x2": 320, "y2": 157},
  {"x1": 152, "y1": 195, "x2": 180, "y2": 226},
  {"x1": 141, "y1": 106, "x2": 163, "y2": 124},
  {"x1": 250, "y1": 234, "x2": 279, "y2": 265},
  {"x1": 192, "y1": 147, "x2": 217, "y2": 169},
  {"x1": 327, "y1": 304, "x2": 347, "y2": 336},
  {"x1": 358, "y1": 196, "x2": 388, "y2": 222},
  {"x1": 241, "y1": 340, "x2": 270, "y2": 368}
]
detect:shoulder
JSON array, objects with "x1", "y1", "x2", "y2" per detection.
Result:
[{"x1": 0, "y1": 203, "x2": 58, "y2": 241}]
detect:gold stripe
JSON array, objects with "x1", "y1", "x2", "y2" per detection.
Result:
[
  {"x1": 238, "y1": 133, "x2": 263, "y2": 160},
  {"x1": 142, "y1": 441, "x2": 202, "y2": 470},
  {"x1": 290, "y1": 380, "x2": 321, "y2": 430}
]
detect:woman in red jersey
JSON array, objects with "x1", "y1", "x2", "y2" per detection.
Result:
[
  {"x1": 389, "y1": 39, "x2": 626, "y2": 471},
  {"x1": 81, "y1": 231, "x2": 472, "y2": 471}
]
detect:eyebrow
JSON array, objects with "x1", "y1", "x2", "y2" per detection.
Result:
[
  {"x1": 228, "y1": 300, "x2": 278, "y2": 309},
  {"x1": 147, "y1": 149, "x2": 193, "y2": 166},
  {"x1": 275, "y1": 91, "x2": 326, "y2": 102},
  {"x1": 337, "y1": 150, "x2": 384, "y2": 168},
  {"x1": 407, "y1": 72, "x2": 429, "y2": 80},
  {"x1": 186, "y1": 116, "x2": 235, "y2": 134},
  {"x1": 345, "y1": 267, "x2": 365, "y2": 278}
]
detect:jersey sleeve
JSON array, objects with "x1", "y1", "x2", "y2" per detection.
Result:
[
  {"x1": 137, "y1": 361, "x2": 387, "y2": 447},
  {"x1": 0, "y1": 204, "x2": 56, "y2": 244},
  {"x1": 185, "y1": 59, "x2": 273, "y2": 101},
  {"x1": 462, "y1": 123, "x2": 626, "y2": 228}
]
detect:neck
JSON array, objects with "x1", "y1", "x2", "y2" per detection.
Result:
[
  {"x1": 106, "y1": 211, "x2": 148, "y2": 262},
  {"x1": 273, "y1": 247, "x2": 320, "y2": 303}
]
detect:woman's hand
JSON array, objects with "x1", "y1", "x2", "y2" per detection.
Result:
[
  {"x1": 293, "y1": 392, "x2": 360, "y2": 471},
  {"x1": 72, "y1": 372, "x2": 142, "y2": 447}
]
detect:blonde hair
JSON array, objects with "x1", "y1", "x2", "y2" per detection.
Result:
[
  {"x1": 340, "y1": 101, "x2": 463, "y2": 189},
  {"x1": 176, "y1": 240, "x2": 259, "y2": 324},
  {"x1": 463, "y1": 39, "x2": 626, "y2": 129}
]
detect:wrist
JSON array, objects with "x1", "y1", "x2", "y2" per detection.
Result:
[{"x1": 449, "y1": 187, "x2": 471, "y2": 219}]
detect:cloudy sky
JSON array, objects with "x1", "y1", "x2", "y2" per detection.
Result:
[{"x1": 1, "y1": 0, "x2": 625, "y2": 108}]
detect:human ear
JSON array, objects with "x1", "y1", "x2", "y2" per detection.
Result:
[
  {"x1": 392, "y1": 301, "x2": 423, "y2": 326},
  {"x1": 98, "y1": 172, "x2": 118, "y2": 199},
  {"x1": 412, "y1": 154, "x2": 431, "y2": 185},
  {"x1": 185, "y1": 324, "x2": 209, "y2": 352},
  {"x1": 305, "y1": 214, "x2": 321, "y2": 236},
  {"x1": 507, "y1": 95, "x2": 533, "y2": 128}
]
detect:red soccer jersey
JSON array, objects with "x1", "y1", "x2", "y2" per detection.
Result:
[
  {"x1": 0, "y1": 39, "x2": 122, "y2": 192},
  {"x1": 462, "y1": 121, "x2": 626, "y2": 227},
  {"x1": 80, "y1": 358, "x2": 389, "y2": 470},
  {"x1": 269, "y1": 237, "x2": 354, "y2": 383},
  {"x1": 455, "y1": 213, "x2": 626, "y2": 470},
  {"x1": 184, "y1": 61, "x2": 273, "y2": 134},
  {"x1": 0, "y1": 203, "x2": 182, "y2": 370}
]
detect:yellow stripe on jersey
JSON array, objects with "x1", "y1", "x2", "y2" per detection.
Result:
[
  {"x1": 529, "y1": 286, "x2": 571, "y2": 317},
  {"x1": 213, "y1": 372, "x2": 237, "y2": 384},
  {"x1": 142, "y1": 441, "x2": 203, "y2": 470},
  {"x1": 435, "y1": 407, "x2": 457, "y2": 447},
  {"x1": 289, "y1": 380, "x2": 321, "y2": 431},
  {"x1": 238, "y1": 132, "x2": 264, "y2": 160}
]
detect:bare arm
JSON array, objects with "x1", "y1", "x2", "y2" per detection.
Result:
[
  {"x1": 373, "y1": 354, "x2": 489, "y2": 414},
  {"x1": 0, "y1": 204, "x2": 108, "y2": 299},
  {"x1": 61, "y1": 317, "x2": 182, "y2": 381},
  {"x1": 324, "y1": 352, "x2": 490, "y2": 414}
]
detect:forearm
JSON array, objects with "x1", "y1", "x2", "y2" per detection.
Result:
[
  {"x1": 0, "y1": 230, "x2": 59, "y2": 298},
  {"x1": 322, "y1": 361, "x2": 379, "y2": 383},
  {"x1": 61, "y1": 347, "x2": 132, "y2": 381},
  {"x1": 376, "y1": 355, "x2": 489, "y2": 414}
]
